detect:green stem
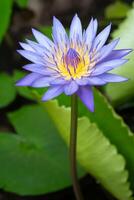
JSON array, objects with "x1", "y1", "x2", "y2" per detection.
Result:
[{"x1": 70, "y1": 94, "x2": 84, "y2": 200}]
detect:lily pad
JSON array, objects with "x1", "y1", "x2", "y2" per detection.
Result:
[{"x1": 0, "y1": 105, "x2": 84, "y2": 195}]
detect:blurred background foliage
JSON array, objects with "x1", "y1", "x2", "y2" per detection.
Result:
[{"x1": 0, "y1": 0, "x2": 134, "y2": 200}]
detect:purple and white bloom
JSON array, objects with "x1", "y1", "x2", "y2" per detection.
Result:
[{"x1": 16, "y1": 14, "x2": 131, "y2": 112}]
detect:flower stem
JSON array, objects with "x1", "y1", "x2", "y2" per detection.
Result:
[{"x1": 70, "y1": 94, "x2": 84, "y2": 200}]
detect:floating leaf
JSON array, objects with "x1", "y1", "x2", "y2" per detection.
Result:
[
  {"x1": 105, "y1": 8, "x2": 134, "y2": 106},
  {"x1": 0, "y1": 0, "x2": 13, "y2": 42},
  {"x1": 0, "y1": 105, "x2": 84, "y2": 195},
  {"x1": 42, "y1": 100, "x2": 133, "y2": 200},
  {"x1": 0, "y1": 73, "x2": 16, "y2": 108}
]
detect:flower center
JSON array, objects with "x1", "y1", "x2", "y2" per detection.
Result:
[
  {"x1": 57, "y1": 48, "x2": 94, "y2": 80},
  {"x1": 65, "y1": 48, "x2": 80, "y2": 69}
]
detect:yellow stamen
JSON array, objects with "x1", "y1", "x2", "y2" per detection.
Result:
[{"x1": 54, "y1": 45, "x2": 96, "y2": 80}]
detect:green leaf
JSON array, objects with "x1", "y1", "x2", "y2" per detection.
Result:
[
  {"x1": 15, "y1": 74, "x2": 134, "y2": 193},
  {"x1": 105, "y1": 1, "x2": 130, "y2": 19},
  {"x1": 42, "y1": 100, "x2": 133, "y2": 200},
  {"x1": 0, "y1": 73, "x2": 16, "y2": 108},
  {"x1": 0, "y1": 0, "x2": 13, "y2": 42},
  {"x1": 56, "y1": 89, "x2": 134, "y2": 191},
  {"x1": 105, "y1": 8, "x2": 134, "y2": 106},
  {"x1": 14, "y1": 72, "x2": 134, "y2": 192},
  {"x1": 83, "y1": 89, "x2": 134, "y2": 191},
  {"x1": 15, "y1": 0, "x2": 28, "y2": 8},
  {"x1": 0, "y1": 105, "x2": 84, "y2": 195}
]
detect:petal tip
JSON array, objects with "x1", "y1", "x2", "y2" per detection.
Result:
[
  {"x1": 115, "y1": 37, "x2": 120, "y2": 43},
  {"x1": 41, "y1": 95, "x2": 47, "y2": 101},
  {"x1": 32, "y1": 28, "x2": 37, "y2": 33},
  {"x1": 32, "y1": 28, "x2": 40, "y2": 37},
  {"x1": 15, "y1": 81, "x2": 20, "y2": 86},
  {"x1": 19, "y1": 42, "x2": 24, "y2": 48},
  {"x1": 15, "y1": 80, "x2": 24, "y2": 86},
  {"x1": 53, "y1": 16, "x2": 57, "y2": 23},
  {"x1": 90, "y1": 107, "x2": 94, "y2": 112},
  {"x1": 127, "y1": 48, "x2": 133, "y2": 53},
  {"x1": 22, "y1": 65, "x2": 28, "y2": 70},
  {"x1": 107, "y1": 23, "x2": 112, "y2": 31},
  {"x1": 17, "y1": 49, "x2": 23, "y2": 55},
  {"x1": 73, "y1": 13, "x2": 80, "y2": 21},
  {"x1": 123, "y1": 58, "x2": 129, "y2": 63}
]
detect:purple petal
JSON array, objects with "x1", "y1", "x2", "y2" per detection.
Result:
[
  {"x1": 98, "y1": 73, "x2": 128, "y2": 83},
  {"x1": 85, "y1": 18, "x2": 98, "y2": 50},
  {"x1": 93, "y1": 24, "x2": 111, "y2": 51},
  {"x1": 96, "y1": 38, "x2": 119, "y2": 62},
  {"x1": 93, "y1": 19, "x2": 98, "y2": 36},
  {"x1": 88, "y1": 77, "x2": 106, "y2": 85},
  {"x1": 75, "y1": 78, "x2": 89, "y2": 86},
  {"x1": 91, "y1": 59, "x2": 128, "y2": 76},
  {"x1": 31, "y1": 76, "x2": 57, "y2": 87},
  {"x1": 52, "y1": 16, "x2": 68, "y2": 47},
  {"x1": 26, "y1": 40, "x2": 45, "y2": 55},
  {"x1": 83, "y1": 19, "x2": 98, "y2": 52},
  {"x1": 26, "y1": 39, "x2": 53, "y2": 60},
  {"x1": 105, "y1": 49, "x2": 132, "y2": 60},
  {"x1": 50, "y1": 78, "x2": 67, "y2": 85},
  {"x1": 23, "y1": 64, "x2": 55, "y2": 75},
  {"x1": 76, "y1": 76, "x2": 106, "y2": 86},
  {"x1": 19, "y1": 42, "x2": 34, "y2": 52},
  {"x1": 26, "y1": 40, "x2": 54, "y2": 65},
  {"x1": 64, "y1": 80, "x2": 79, "y2": 95},
  {"x1": 85, "y1": 18, "x2": 94, "y2": 50},
  {"x1": 17, "y1": 50, "x2": 44, "y2": 64},
  {"x1": 70, "y1": 14, "x2": 82, "y2": 43},
  {"x1": 42, "y1": 86, "x2": 64, "y2": 101},
  {"x1": 16, "y1": 73, "x2": 42, "y2": 86},
  {"x1": 77, "y1": 86, "x2": 94, "y2": 112},
  {"x1": 32, "y1": 28, "x2": 54, "y2": 51}
]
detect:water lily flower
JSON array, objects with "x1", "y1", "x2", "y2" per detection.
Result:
[{"x1": 16, "y1": 14, "x2": 131, "y2": 112}]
